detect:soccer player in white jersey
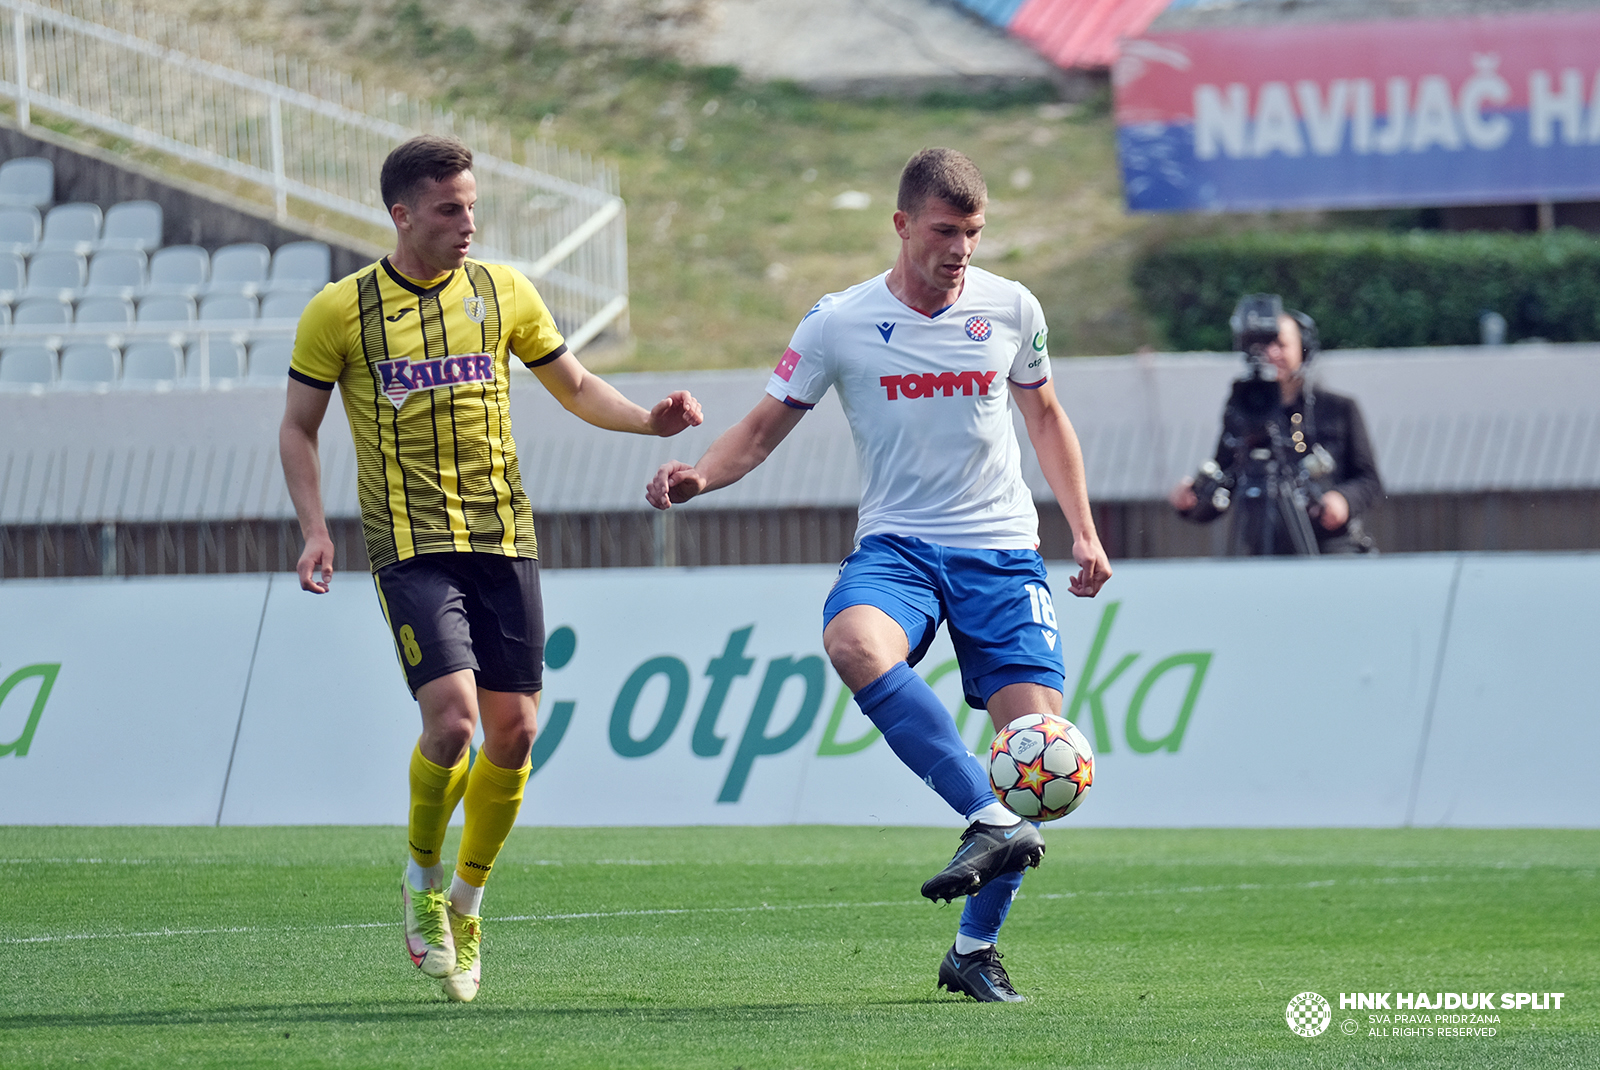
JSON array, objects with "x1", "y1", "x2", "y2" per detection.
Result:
[{"x1": 647, "y1": 148, "x2": 1111, "y2": 1002}]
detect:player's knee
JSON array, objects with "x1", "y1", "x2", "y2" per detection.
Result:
[{"x1": 824, "y1": 629, "x2": 892, "y2": 692}]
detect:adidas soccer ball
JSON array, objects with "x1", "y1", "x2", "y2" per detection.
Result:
[{"x1": 987, "y1": 713, "x2": 1094, "y2": 821}]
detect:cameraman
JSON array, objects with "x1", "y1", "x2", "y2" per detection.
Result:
[{"x1": 1170, "y1": 298, "x2": 1382, "y2": 555}]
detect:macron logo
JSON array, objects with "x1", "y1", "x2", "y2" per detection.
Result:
[
  {"x1": 877, "y1": 322, "x2": 895, "y2": 342},
  {"x1": 879, "y1": 370, "x2": 997, "y2": 401}
]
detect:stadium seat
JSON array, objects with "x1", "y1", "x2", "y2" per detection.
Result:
[
  {"x1": 0, "y1": 157, "x2": 53, "y2": 210},
  {"x1": 99, "y1": 201, "x2": 163, "y2": 251},
  {"x1": 199, "y1": 293, "x2": 258, "y2": 321},
  {"x1": 266, "y1": 241, "x2": 331, "y2": 293},
  {"x1": 247, "y1": 338, "x2": 294, "y2": 381},
  {"x1": 146, "y1": 245, "x2": 209, "y2": 296},
  {"x1": 205, "y1": 242, "x2": 270, "y2": 295},
  {"x1": 11, "y1": 297, "x2": 72, "y2": 325},
  {"x1": 0, "y1": 344, "x2": 56, "y2": 384},
  {"x1": 0, "y1": 251, "x2": 25, "y2": 297},
  {"x1": 184, "y1": 339, "x2": 245, "y2": 383},
  {"x1": 0, "y1": 206, "x2": 40, "y2": 253},
  {"x1": 36, "y1": 203, "x2": 103, "y2": 253},
  {"x1": 74, "y1": 296, "x2": 135, "y2": 325},
  {"x1": 23, "y1": 251, "x2": 86, "y2": 298},
  {"x1": 120, "y1": 341, "x2": 182, "y2": 384},
  {"x1": 136, "y1": 295, "x2": 196, "y2": 323},
  {"x1": 0, "y1": 303, "x2": 8, "y2": 327},
  {"x1": 259, "y1": 290, "x2": 312, "y2": 320},
  {"x1": 83, "y1": 249, "x2": 147, "y2": 298},
  {"x1": 59, "y1": 342, "x2": 119, "y2": 385}
]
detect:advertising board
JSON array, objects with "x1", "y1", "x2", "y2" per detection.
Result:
[
  {"x1": 2, "y1": 556, "x2": 1596, "y2": 827},
  {"x1": 1115, "y1": 10, "x2": 1600, "y2": 211}
]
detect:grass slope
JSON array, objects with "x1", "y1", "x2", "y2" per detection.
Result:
[
  {"x1": 1, "y1": 826, "x2": 1595, "y2": 1068},
  {"x1": 87, "y1": 0, "x2": 1173, "y2": 367}
]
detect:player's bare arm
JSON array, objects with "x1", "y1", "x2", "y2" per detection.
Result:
[
  {"x1": 279, "y1": 378, "x2": 337, "y2": 594},
  {"x1": 531, "y1": 351, "x2": 703, "y2": 436},
  {"x1": 1011, "y1": 379, "x2": 1112, "y2": 598},
  {"x1": 647, "y1": 394, "x2": 806, "y2": 509}
]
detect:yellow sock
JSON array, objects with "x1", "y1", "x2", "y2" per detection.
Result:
[
  {"x1": 408, "y1": 743, "x2": 469, "y2": 870},
  {"x1": 455, "y1": 752, "x2": 530, "y2": 888}
]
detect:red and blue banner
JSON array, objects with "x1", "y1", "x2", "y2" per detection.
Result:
[{"x1": 1114, "y1": 11, "x2": 1600, "y2": 212}]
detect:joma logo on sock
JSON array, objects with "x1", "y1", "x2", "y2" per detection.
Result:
[{"x1": 879, "y1": 370, "x2": 997, "y2": 400}]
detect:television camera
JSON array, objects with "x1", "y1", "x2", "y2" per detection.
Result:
[{"x1": 1186, "y1": 294, "x2": 1334, "y2": 556}]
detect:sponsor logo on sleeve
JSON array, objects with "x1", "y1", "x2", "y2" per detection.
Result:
[
  {"x1": 376, "y1": 353, "x2": 495, "y2": 408},
  {"x1": 774, "y1": 347, "x2": 803, "y2": 382},
  {"x1": 1033, "y1": 327, "x2": 1048, "y2": 352}
]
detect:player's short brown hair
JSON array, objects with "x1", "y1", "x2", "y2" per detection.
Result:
[
  {"x1": 380, "y1": 135, "x2": 474, "y2": 210},
  {"x1": 897, "y1": 147, "x2": 987, "y2": 216}
]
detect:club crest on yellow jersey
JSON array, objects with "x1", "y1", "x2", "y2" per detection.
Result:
[{"x1": 464, "y1": 295, "x2": 487, "y2": 323}]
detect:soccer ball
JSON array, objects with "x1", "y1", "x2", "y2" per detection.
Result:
[{"x1": 987, "y1": 713, "x2": 1094, "y2": 821}]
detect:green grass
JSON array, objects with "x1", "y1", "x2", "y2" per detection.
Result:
[{"x1": 1, "y1": 828, "x2": 1595, "y2": 1068}]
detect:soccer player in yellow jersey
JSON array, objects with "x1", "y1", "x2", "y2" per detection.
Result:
[{"x1": 279, "y1": 135, "x2": 702, "y2": 1002}]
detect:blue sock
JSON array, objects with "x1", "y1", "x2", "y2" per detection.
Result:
[
  {"x1": 958, "y1": 866, "x2": 1025, "y2": 945},
  {"x1": 854, "y1": 662, "x2": 992, "y2": 820}
]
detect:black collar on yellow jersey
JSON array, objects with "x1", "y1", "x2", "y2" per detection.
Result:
[{"x1": 381, "y1": 256, "x2": 455, "y2": 298}]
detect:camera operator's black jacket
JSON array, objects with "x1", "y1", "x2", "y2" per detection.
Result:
[{"x1": 1182, "y1": 387, "x2": 1383, "y2": 554}]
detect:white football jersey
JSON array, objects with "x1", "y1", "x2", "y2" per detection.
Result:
[{"x1": 765, "y1": 266, "x2": 1052, "y2": 549}]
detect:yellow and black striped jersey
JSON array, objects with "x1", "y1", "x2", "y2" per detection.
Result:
[{"x1": 289, "y1": 256, "x2": 566, "y2": 572}]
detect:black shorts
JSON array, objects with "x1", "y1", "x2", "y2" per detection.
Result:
[{"x1": 373, "y1": 553, "x2": 545, "y2": 696}]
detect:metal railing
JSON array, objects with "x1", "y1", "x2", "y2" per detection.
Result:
[
  {"x1": 0, "y1": 319, "x2": 295, "y2": 391},
  {"x1": 0, "y1": 0, "x2": 628, "y2": 348}
]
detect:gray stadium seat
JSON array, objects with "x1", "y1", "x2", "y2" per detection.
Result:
[
  {"x1": 83, "y1": 249, "x2": 147, "y2": 297},
  {"x1": 99, "y1": 201, "x2": 163, "y2": 251},
  {"x1": 259, "y1": 290, "x2": 312, "y2": 320},
  {"x1": 247, "y1": 338, "x2": 294, "y2": 381},
  {"x1": 266, "y1": 241, "x2": 331, "y2": 293},
  {"x1": 0, "y1": 206, "x2": 40, "y2": 253},
  {"x1": 0, "y1": 158, "x2": 53, "y2": 210},
  {"x1": 184, "y1": 339, "x2": 245, "y2": 383},
  {"x1": 0, "y1": 304, "x2": 9, "y2": 327},
  {"x1": 199, "y1": 293, "x2": 257, "y2": 321},
  {"x1": 0, "y1": 251, "x2": 24, "y2": 296},
  {"x1": 137, "y1": 295, "x2": 196, "y2": 323},
  {"x1": 59, "y1": 343, "x2": 119, "y2": 385},
  {"x1": 120, "y1": 341, "x2": 182, "y2": 384},
  {"x1": 205, "y1": 242, "x2": 270, "y2": 295},
  {"x1": 146, "y1": 245, "x2": 209, "y2": 296},
  {"x1": 74, "y1": 296, "x2": 135, "y2": 325},
  {"x1": 36, "y1": 203, "x2": 103, "y2": 253},
  {"x1": 0, "y1": 344, "x2": 56, "y2": 384},
  {"x1": 23, "y1": 251, "x2": 86, "y2": 297},
  {"x1": 11, "y1": 297, "x2": 71, "y2": 325}
]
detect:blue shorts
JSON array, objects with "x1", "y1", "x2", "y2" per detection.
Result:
[{"x1": 822, "y1": 534, "x2": 1066, "y2": 710}]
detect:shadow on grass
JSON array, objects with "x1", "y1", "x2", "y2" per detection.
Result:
[{"x1": 0, "y1": 998, "x2": 951, "y2": 1031}]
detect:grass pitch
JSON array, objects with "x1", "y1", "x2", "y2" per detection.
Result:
[{"x1": 1, "y1": 827, "x2": 1594, "y2": 1069}]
